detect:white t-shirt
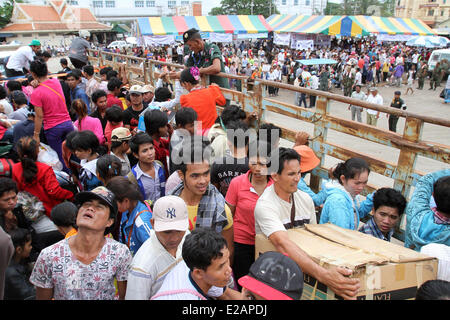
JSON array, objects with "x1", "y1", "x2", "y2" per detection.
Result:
[
  {"x1": 6, "y1": 46, "x2": 35, "y2": 72},
  {"x1": 412, "y1": 53, "x2": 419, "y2": 64},
  {"x1": 310, "y1": 75, "x2": 319, "y2": 90},
  {"x1": 355, "y1": 72, "x2": 362, "y2": 85},
  {"x1": 151, "y1": 260, "x2": 224, "y2": 300},
  {"x1": 421, "y1": 243, "x2": 450, "y2": 282},
  {"x1": 254, "y1": 184, "x2": 316, "y2": 238},
  {"x1": 366, "y1": 93, "x2": 383, "y2": 115},
  {"x1": 125, "y1": 230, "x2": 188, "y2": 300},
  {"x1": 0, "y1": 99, "x2": 14, "y2": 116}
]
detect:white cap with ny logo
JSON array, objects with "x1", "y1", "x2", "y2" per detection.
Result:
[{"x1": 152, "y1": 195, "x2": 189, "y2": 232}]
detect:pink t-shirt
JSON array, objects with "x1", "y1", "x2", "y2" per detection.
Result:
[
  {"x1": 225, "y1": 171, "x2": 273, "y2": 245},
  {"x1": 30, "y1": 78, "x2": 71, "y2": 130},
  {"x1": 74, "y1": 116, "x2": 105, "y2": 145}
]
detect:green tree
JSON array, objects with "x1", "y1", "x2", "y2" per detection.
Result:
[
  {"x1": 209, "y1": 0, "x2": 279, "y2": 17},
  {"x1": 0, "y1": 0, "x2": 25, "y2": 29}
]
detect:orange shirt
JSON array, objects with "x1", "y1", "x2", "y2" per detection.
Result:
[{"x1": 180, "y1": 86, "x2": 226, "y2": 131}]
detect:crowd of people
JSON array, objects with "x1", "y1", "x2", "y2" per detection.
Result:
[{"x1": 0, "y1": 28, "x2": 448, "y2": 301}]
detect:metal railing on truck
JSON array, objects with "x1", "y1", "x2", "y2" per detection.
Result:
[{"x1": 87, "y1": 49, "x2": 450, "y2": 240}]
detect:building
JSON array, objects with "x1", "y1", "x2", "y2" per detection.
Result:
[
  {"x1": 395, "y1": 0, "x2": 450, "y2": 28},
  {"x1": 175, "y1": 1, "x2": 202, "y2": 16},
  {"x1": 66, "y1": 0, "x2": 204, "y2": 22},
  {"x1": 0, "y1": 0, "x2": 112, "y2": 46},
  {"x1": 274, "y1": 0, "x2": 328, "y2": 15}
]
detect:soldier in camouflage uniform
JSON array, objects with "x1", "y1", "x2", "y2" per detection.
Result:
[
  {"x1": 342, "y1": 64, "x2": 355, "y2": 97},
  {"x1": 417, "y1": 64, "x2": 428, "y2": 90},
  {"x1": 437, "y1": 59, "x2": 449, "y2": 87},
  {"x1": 175, "y1": 28, "x2": 230, "y2": 90},
  {"x1": 430, "y1": 62, "x2": 441, "y2": 91}
]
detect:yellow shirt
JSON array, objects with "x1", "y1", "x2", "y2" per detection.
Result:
[{"x1": 187, "y1": 204, "x2": 233, "y2": 231}]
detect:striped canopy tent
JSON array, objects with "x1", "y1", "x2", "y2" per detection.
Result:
[
  {"x1": 136, "y1": 15, "x2": 273, "y2": 36},
  {"x1": 349, "y1": 15, "x2": 437, "y2": 36},
  {"x1": 267, "y1": 14, "x2": 436, "y2": 36},
  {"x1": 266, "y1": 14, "x2": 345, "y2": 34}
]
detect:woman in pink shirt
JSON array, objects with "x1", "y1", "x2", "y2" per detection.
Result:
[
  {"x1": 29, "y1": 60, "x2": 73, "y2": 173},
  {"x1": 225, "y1": 140, "x2": 273, "y2": 289},
  {"x1": 72, "y1": 99, "x2": 105, "y2": 145}
]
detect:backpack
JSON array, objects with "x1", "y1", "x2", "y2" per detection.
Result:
[{"x1": 0, "y1": 158, "x2": 14, "y2": 178}]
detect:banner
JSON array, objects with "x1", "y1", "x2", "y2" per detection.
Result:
[
  {"x1": 296, "y1": 40, "x2": 314, "y2": 50},
  {"x1": 209, "y1": 32, "x2": 233, "y2": 43},
  {"x1": 376, "y1": 34, "x2": 417, "y2": 42},
  {"x1": 143, "y1": 35, "x2": 176, "y2": 46},
  {"x1": 274, "y1": 32, "x2": 291, "y2": 46},
  {"x1": 236, "y1": 33, "x2": 268, "y2": 39}
]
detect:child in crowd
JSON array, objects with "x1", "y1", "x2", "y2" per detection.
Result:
[
  {"x1": 127, "y1": 132, "x2": 166, "y2": 204},
  {"x1": 51, "y1": 202, "x2": 78, "y2": 239},
  {"x1": 169, "y1": 107, "x2": 197, "y2": 175},
  {"x1": 4, "y1": 228, "x2": 36, "y2": 300},
  {"x1": 106, "y1": 176, "x2": 153, "y2": 255},
  {"x1": 179, "y1": 67, "x2": 226, "y2": 135},
  {"x1": 110, "y1": 127, "x2": 132, "y2": 175},
  {"x1": 71, "y1": 130, "x2": 103, "y2": 191},
  {"x1": 105, "y1": 105, "x2": 124, "y2": 147},
  {"x1": 72, "y1": 99, "x2": 105, "y2": 145},
  {"x1": 96, "y1": 154, "x2": 122, "y2": 186},
  {"x1": 143, "y1": 109, "x2": 171, "y2": 177}
]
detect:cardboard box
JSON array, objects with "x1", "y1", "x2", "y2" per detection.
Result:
[{"x1": 255, "y1": 223, "x2": 438, "y2": 300}]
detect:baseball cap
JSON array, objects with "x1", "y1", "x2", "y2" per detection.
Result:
[
  {"x1": 152, "y1": 196, "x2": 189, "y2": 232},
  {"x1": 75, "y1": 186, "x2": 118, "y2": 218},
  {"x1": 111, "y1": 127, "x2": 132, "y2": 142},
  {"x1": 293, "y1": 145, "x2": 320, "y2": 173},
  {"x1": 238, "y1": 251, "x2": 304, "y2": 300},
  {"x1": 29, "y1": 39, "x2": 41, "y2": 46},
  {"x1": 141, "y1": 84, "x2": 155, "y2": 94},
  {"x1": 129, "y1": 85, "x2": 144, "y2": 94},
  {"x1": 369, "y1": 87, "x2": 378, "y2": 92}
]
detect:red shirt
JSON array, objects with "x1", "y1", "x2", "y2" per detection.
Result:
[
  {"x1": 107, "y1": 93, "x2": 124, "y2": 110},
  {"x1": 12, "y1": 162, "x2": 74, "y2": 217},
  {"x1": 153, "y1": 136, "x2": 170, "y2": 178},
  {"x1": 225, "y1": 171, "x2": 273, "y2": 245}
]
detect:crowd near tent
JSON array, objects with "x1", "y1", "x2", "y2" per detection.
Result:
[
  {"x1": 267, "y1": 14, "x2": 438, "y2": 47},
  {"x1": 267, "y1": 14, "x2": 436, "y2": 36},
  {"x1": 132, "y1": 14, "x2": 441, "y2": 47},
  {"x1": 136, "y1": 15, "x2": 273, "y2": 45}
]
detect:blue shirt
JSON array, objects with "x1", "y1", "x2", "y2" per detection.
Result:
[
  {"x1": 70, "y1": 85, "x2": 91, "y2": 113},
  {"x1": 405, "y1": 169, "x2": 450, "y2": 251},
  {"x1": 120, "y1": 200, "x2": 153, "y2": 256}
]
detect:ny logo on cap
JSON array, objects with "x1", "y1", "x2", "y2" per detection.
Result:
[{"x1": 166, "y1": 208, "x2": 176, "y2": 219}]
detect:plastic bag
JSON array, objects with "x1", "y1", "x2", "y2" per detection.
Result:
[
  {"x1": 38, "y1": 143, "x2": 63, "y2": 171},
  {"x1": 17, "y1": 191, "x2": 46, "y2": 223}
]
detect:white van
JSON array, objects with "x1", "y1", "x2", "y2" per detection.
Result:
[{"x1": 428, "y1": 48, "x2": 450, "y2": 71}]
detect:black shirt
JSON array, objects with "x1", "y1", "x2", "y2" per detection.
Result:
[
  {"x1": 123, "y1": 105, "x2": 146, "y2": 132},
  {"x1": 211, "y1": 154, "x2": 249, "y2": 197}
]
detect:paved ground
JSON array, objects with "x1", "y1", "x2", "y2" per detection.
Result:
[
  {"x1": 48, "y1": 57, "x2": 450, "y2": 191},
  {"x1": 267, "y1": 80, "x2": 450, "y2": 190}
]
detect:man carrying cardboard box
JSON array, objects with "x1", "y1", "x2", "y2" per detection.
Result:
[{"x1": 254, "y1": 148, "x2": 361, "y2": 299}]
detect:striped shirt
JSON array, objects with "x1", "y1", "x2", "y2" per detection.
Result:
[{"x1": 125, "y1": 230, "x2": 188, "y2": 300}]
